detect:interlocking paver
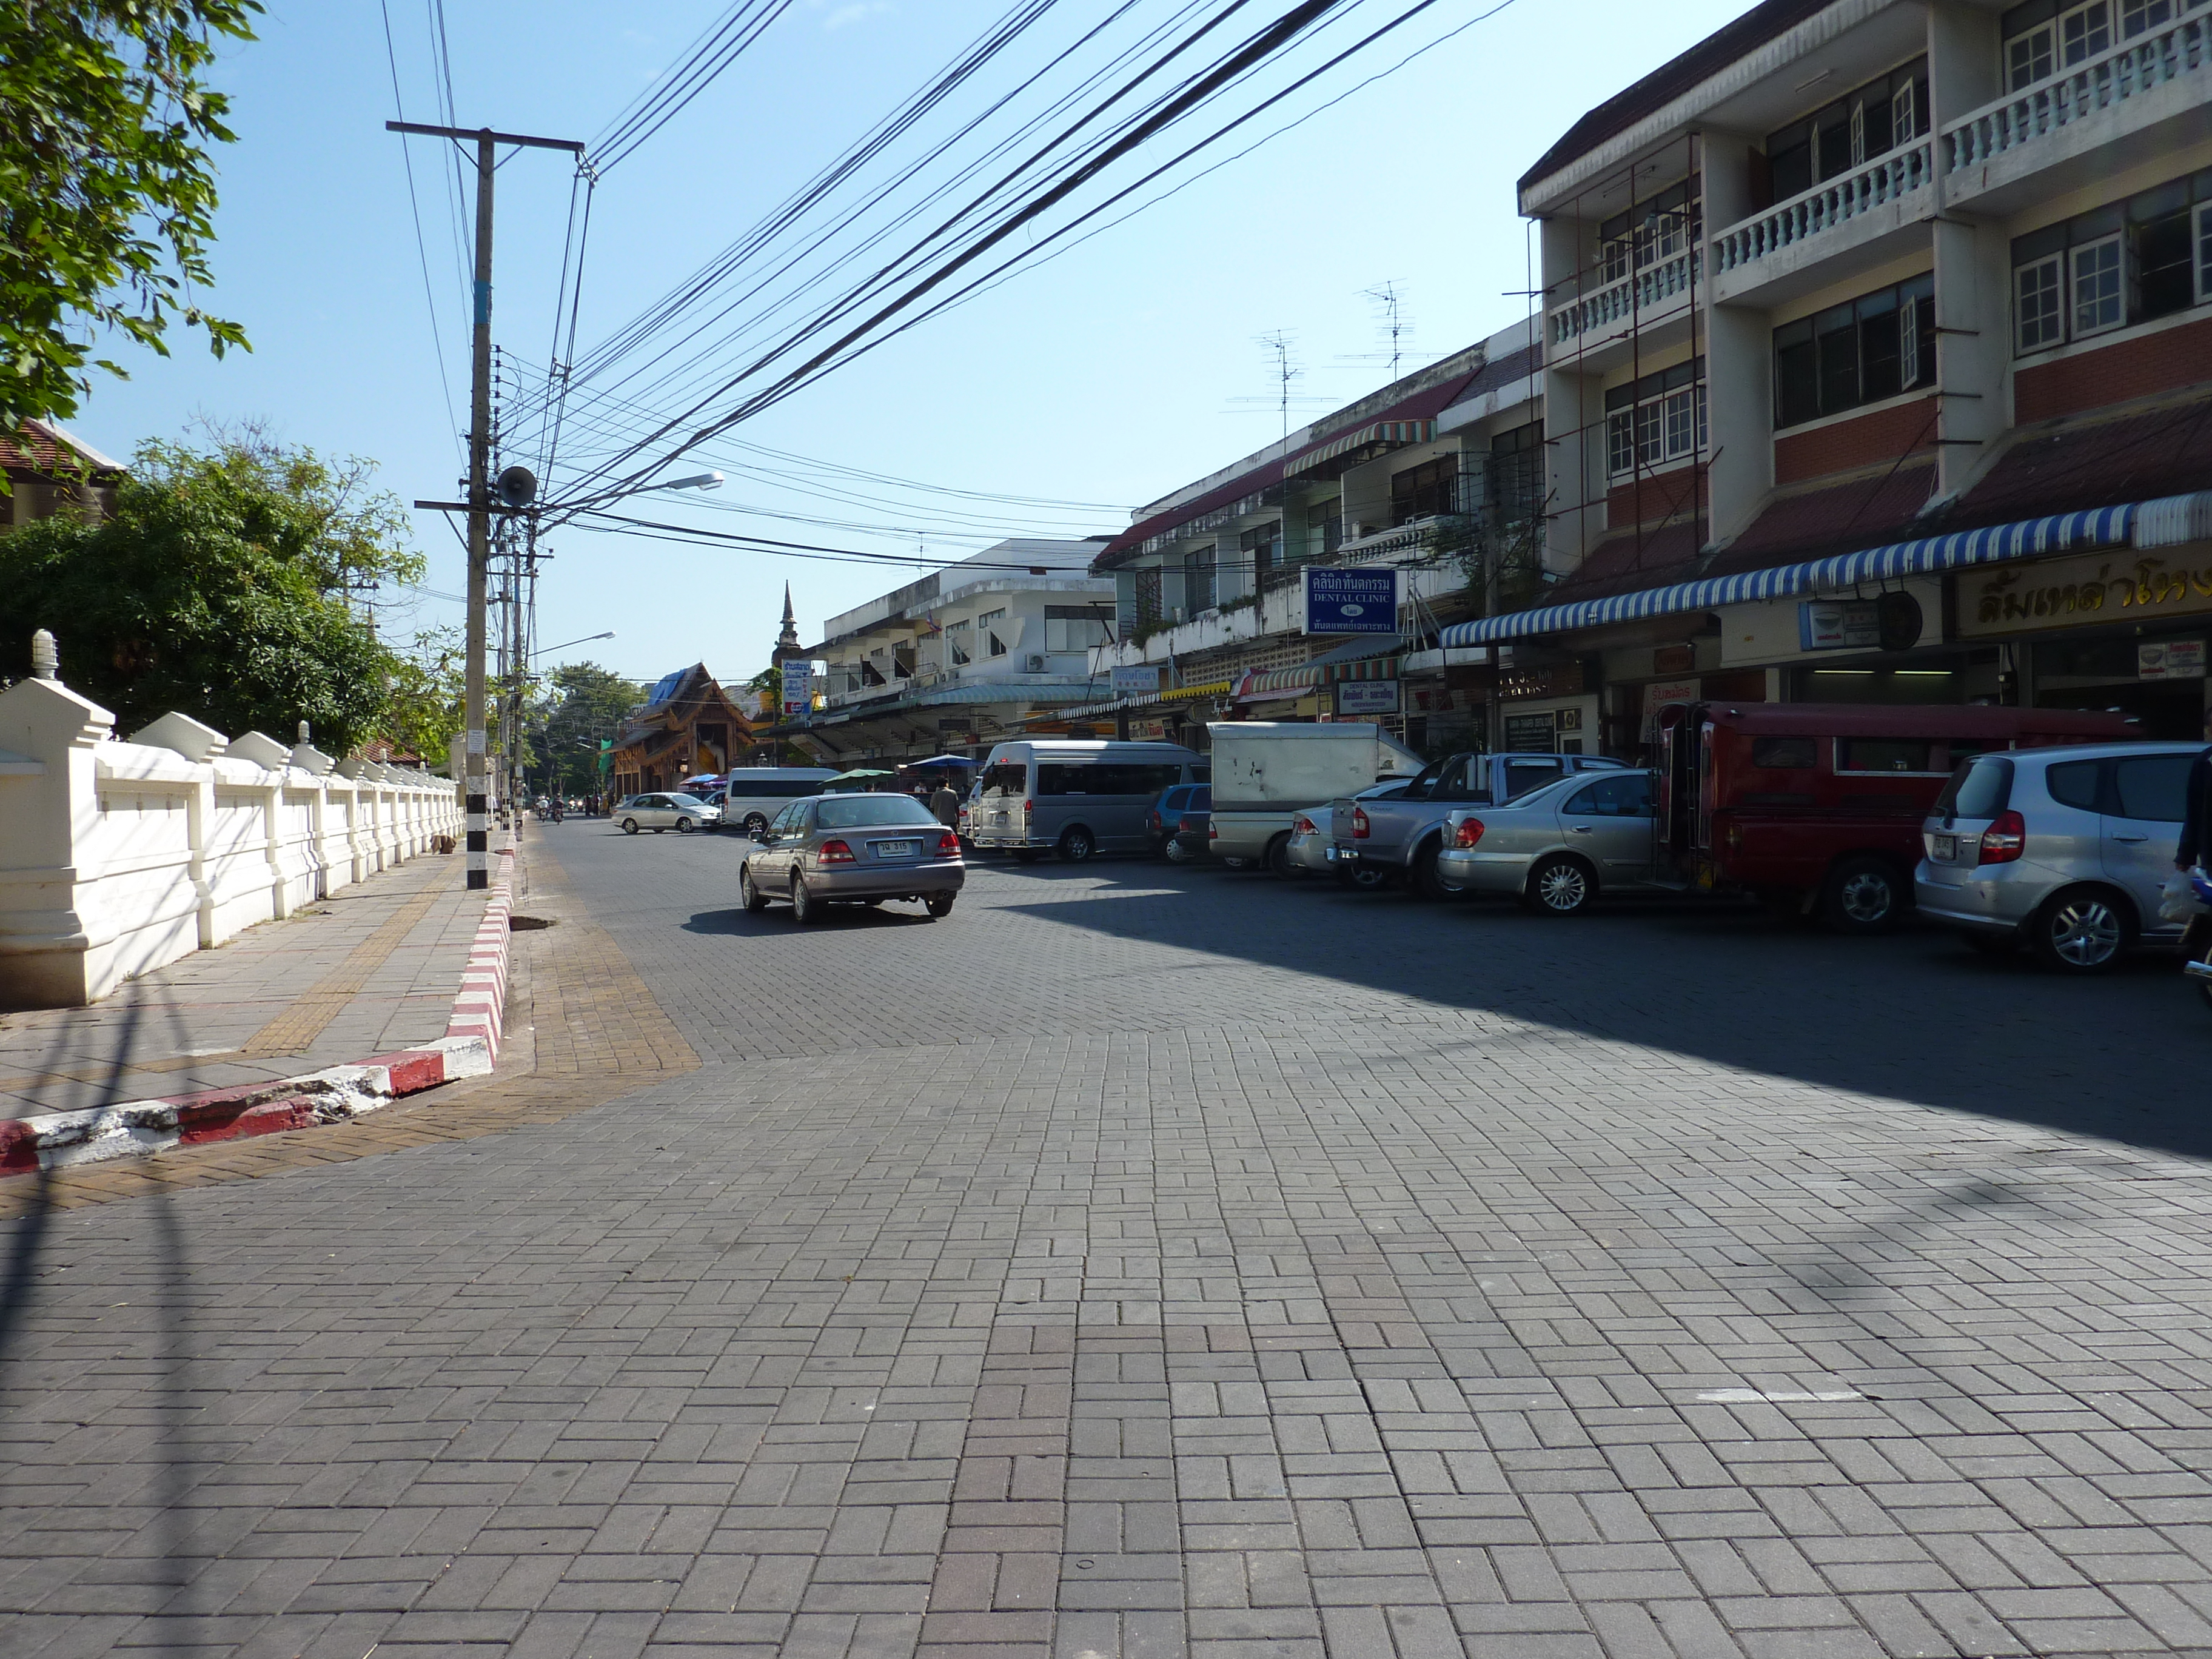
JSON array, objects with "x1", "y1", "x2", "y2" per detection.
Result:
[{"x1": 6, "y1": 823, "x2": 2212, "y2": 1655}]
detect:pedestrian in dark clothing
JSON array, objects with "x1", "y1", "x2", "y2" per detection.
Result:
[
  {"x1": 2175, "y1": 706, "x2": 2212, "y2": 872},
  {"x1": 930, "y1": 780, "x2": 961, "y2": 830}
]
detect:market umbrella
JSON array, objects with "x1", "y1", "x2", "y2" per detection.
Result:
[
  {"x1": 907, "y1": 755, "x2": 979, "y2": 769},
  {"x1": 823, "y1": 767, "x2": 897, "y2": 789}
]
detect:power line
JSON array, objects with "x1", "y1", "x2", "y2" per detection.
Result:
[{"x1": 377, "y1": 0, "x2": 462, "y2": 458}]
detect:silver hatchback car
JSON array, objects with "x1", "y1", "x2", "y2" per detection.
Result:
[
  {"x1": 739, "y1": 792, "x2": 965, "y2": 923},
  {"x1": 1914, "y1": 741, "x2": 2198, "y2": 973},
  {"x1": 1436, "y1": 769, "x2": 1658, "y2": 915}
]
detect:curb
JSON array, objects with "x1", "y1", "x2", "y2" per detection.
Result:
[{"x1": 0, "y1": 845, "x2": 518, "y2": 1179}]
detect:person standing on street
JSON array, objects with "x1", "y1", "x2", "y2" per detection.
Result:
[
  {"x1": 930, "y1": 778, "x2": 961, "y2": 831},
  {"x1": 2176, "y1": 705, "x2": 2212, "y2": 960}
]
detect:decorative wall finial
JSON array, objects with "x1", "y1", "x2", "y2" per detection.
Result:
[
  {"x1": 30, "y1": 629, "x2": 58, "y2": 680},
  {"x1": 298, "y1": 719, "x2": 311, "y2": 744}
]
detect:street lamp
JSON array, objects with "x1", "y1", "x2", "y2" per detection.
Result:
[{"x1": 532, "y1": 629, "x2": 615, "y2": 658}]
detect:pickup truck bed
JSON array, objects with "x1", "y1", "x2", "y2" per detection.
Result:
[{"x1": 1330, "y1": 751, "x2": 1627, "y2": 897}]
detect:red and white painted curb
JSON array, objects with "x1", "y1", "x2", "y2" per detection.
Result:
[{"x1": 0, "y1": 846, "x2": 518, "y2": 1179}]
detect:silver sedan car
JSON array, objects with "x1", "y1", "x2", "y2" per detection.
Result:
[
  {"x1": 1290, "y1": 780, "x2": 1412, "y2": 883},
  {"x1": 614, "y1": 791, "x2": 721, "y2": 834},
  {"x1": 1435, "y1": 769, "x2": 1658, "y2": 915},
  {"x1": 739, "y1": 792, "x2": 965, "y2": 923}
]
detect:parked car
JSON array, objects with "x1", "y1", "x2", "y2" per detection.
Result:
[
  {"x1": 1287, "y1": 780, "x2": 1414, "y2": 880},
  {"x1": 973, "y1": 740, "x2": 1207, "y2": 860},
  {"x1": 1207, "y1": 722, "x2": 1426, "y2": 874},
  {"x1": 614, "y1": 791, "x2": 721, "y2": 834},
  {"x1": 717, "y1": 766, "x2": 842, "y2": 836},
  {"x1": 1438, "y1": 770, "x2": 1660, "y2": 916},
  {"x1": 1330, "y1": 752, "x2": 1626, "y2": 898},
  {"x1": 738, "y1": 792, "x2": 964, "y2": 922},
  {"x1": 1655, "y1": 701, "x2": 2140, "y2": 934},
  {"x1": 1147, "y1": 783, "x2": 1212, "y2": 860},
  {"x1": 1173, "y1": 805, "x2": 1212, "y2": 862},
  {"x1": 1914, "y1": 742, "x2": 2200, "y2": 973}
]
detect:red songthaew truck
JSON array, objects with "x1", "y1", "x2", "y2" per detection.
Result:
[{"x1": 1653, "y1": 702, "x2": 2139, "y2": 933}]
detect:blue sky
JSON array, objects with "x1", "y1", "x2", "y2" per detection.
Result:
[{"x1": 78, "y1": 0, "x2": 1752, "y2": 689}]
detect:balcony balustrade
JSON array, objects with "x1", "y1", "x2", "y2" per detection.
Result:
[
  {"x1": 1549, "y1": 249, "x2": 1698, "y2": 348},
  {"x1": 1943, "y1": 13, "x2": 2211, "y2": 179},
  {"x1": 1710, "y1": 141, "x2": 1931, "y2": 277}
]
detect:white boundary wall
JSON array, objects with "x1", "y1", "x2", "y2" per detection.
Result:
[{"x1": 0, "y1": 660, "x2": 463, "y2": 1010}]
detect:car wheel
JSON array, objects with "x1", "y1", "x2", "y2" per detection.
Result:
[
  {"x1": 1410, "y1": 840, "x2": 1464, "y2": 902},
  {"x1": 620, "y1": 818, "x2": 640, "y2": 835},
  {"x1": 743, "y1": 813, "x2": 768, "y2": 837},
  {"x1": 791, "y1": 874, "x2": 822, "y2": 925},
  {"x1": 925, "y1": 893, "x2": 956, "y2": 919},
  {"x1": 1822, "y1": 855, "x2": 1905, "y2": 935},
  {"x1": 1164, "y1": 836, "x2": 1194, "y2": 865},
  {"x1": 675, "y1": 817, "x2": 694, "y2": 834},
  {"x1": 2031, "y1": 885, "x2": 2133, "y2": 974},
  {"x1": 1265, "y1": 833, "x2": 1296, "y2": 879},
  {"x1": 740, "y1": 865, "x2": 768, "y2": 912},
  {"x1": 1220, "y1": 856, "x2": 1251, "y2": 871},
  {"x1": 1523, "y1": 854, "x2": 1595, "y2": 916},
  {"x1": 1057, "y1": 826, "x2": 1094, "y2": 863},
  {"x1": 1338, "y1": 862, "x2": 1388, "y2": 891}
]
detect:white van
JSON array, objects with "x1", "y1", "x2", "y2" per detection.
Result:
[
  {"x1": 972, "y1": 740, "x2": 1207, "y2": 862},
  {"x1": 716, "y1": 766, "x2": 841, "y2": 836}
]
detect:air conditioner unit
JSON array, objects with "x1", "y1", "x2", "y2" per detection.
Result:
[{"x1": 1023, "y1": 653, "x2": 1047, "y2": 673}]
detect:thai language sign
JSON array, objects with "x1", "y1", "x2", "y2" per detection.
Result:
[
  {"x1": 1110, "y1": 664, "x2": 1161, "y2": 696},
  {"x1": 1959, "y1": 551, "x2": 2212, "y2": 636},
  {"x1": 1305, "y1": 567, "x2": 1399, "y2": 635}
]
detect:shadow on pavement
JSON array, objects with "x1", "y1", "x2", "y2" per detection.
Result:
[{"x1": 993, "y1": 857, "x2": 2211, "y2": 1161}]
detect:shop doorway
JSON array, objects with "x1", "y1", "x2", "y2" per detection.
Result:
[{"x1": 2033, "y1": 635, "x2": 2207, "y2": 739}]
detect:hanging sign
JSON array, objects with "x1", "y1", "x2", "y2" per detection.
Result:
[
  {"x1": 781, "y1": 658, "x2": 813, "y2": 714},
  {"x1": 1334, "y1": 679, "x2": 1401, "y2": 715},
  {"x1": 1110, "y1": 664, "x2": 1162, "y2": 696},
  {"x1": 1305, "y1": 567, "x2": 1400, "y2": 635}
]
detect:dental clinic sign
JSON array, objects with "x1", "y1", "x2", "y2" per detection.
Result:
[{"x1": 1304, "y1": 567, "x2": 1399, "y2": 635}]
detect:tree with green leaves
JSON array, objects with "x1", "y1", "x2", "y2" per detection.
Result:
[
  {"x1": 0, "y1": 434, "x2": 426, "y2": 755},
  {"x1": 1, "y1": 1, "x2": 260, "y2": 433},
  {"x1": 532, "y1": 662, "x2": 645, "y2": 796}
]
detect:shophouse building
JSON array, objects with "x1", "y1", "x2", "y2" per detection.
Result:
[
  {"x1": 1080, "y1": 318, "x2": 1549, "y2": 757},
  {"x1": 779, "y1": 538, "x2": 1117, "y2": 763},
  {"x1": 1439, "y1": 0, "x2": 2212, "y2": 752}
]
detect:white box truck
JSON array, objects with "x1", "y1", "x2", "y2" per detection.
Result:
[{"x1": 1204, "y1": 722, "x2": 1427, "y2": 874}]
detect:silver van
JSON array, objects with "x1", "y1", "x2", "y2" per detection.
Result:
[
  {"x1": 972, "y1": 740, "x2": 1207, "y2": 862},
  {"x1": 716, "y1": 766, "x2": 840, "y2": 837},
  {"x1": 1914, "y1": 741, "x2": 2199, "y2": 973}
]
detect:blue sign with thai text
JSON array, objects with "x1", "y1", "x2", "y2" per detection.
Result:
[{"x1": 1304, "y1": 567, "x2": 1400, "y2": 635}]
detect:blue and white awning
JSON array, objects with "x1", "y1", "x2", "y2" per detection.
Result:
[{"x1": 1437, "y1": 494, "x2": 2211, "y2": 648}]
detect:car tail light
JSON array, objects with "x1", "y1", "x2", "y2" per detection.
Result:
[
  {"x1": 1208, "y1": 822, "x2": 1219, "y2": 840},
  {"x1": 1291, "y1": 814, "x2": 1315, "y2": 835},
  {"x1": 1452, "y1": 817, "x2": 1485, "y2": 849},
  {"x1": 935, "y1": 831, "x2": 959, "y2": 856},
  {"x1": 1352, "y1": 807, "x2": 1371, "y2": 839},
  {"x1": 1977, "y1": 810, "x2": 2025, "y2": 865},
  {"x1": 817, "y1": 839, "x2": 856, "y2": 865},
  {"x1": 1022, "y1": 799, "x2": 1033, "y2": 815}
]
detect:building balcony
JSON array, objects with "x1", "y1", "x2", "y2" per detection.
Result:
[
  {"x1": 1942, "y1": 13, "x2": 2212, "y2": 214},
  {"x1": 1547, "y1": 249, "x2": 1698, "y2": 360},
  {"x1": 1709, "y1": 141, "x2": 1932, "y2": 305}
]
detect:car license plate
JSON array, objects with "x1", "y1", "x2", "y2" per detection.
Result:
[
  {"x1": 1931, "y1": 833, "x2": 1956, "y2": 861},
  {"x1": 876, "y1": 839, "x2": 919, "y2": 859}
]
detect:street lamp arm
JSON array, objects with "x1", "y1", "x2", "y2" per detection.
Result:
[{"x1": 532, "y1": 630, "x2": 617, "y2": 658}]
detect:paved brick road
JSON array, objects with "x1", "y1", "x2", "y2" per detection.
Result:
[{"x1": 5, "y1": 822, "x2": 2212, "y2": 1659}]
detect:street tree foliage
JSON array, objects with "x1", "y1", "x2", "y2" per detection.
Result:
[
  {"x1": 378, "y1": 625, "x2": 466, "y2": 765},
  {"x1": 0, "y1": 435, "x2": 426, "y2": 755},
  {"x1": 0, "y1": 1, "x2": 260, "y2": 433},
  {"x1": 535, "y1": 662, "x2": 645, "y2": 794}
]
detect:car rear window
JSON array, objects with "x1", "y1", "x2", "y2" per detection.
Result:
[
  {"x1": 1934, "y1": 756, "x2": 2012, "y2": 820},
  {"x1": 1191, "y1": 786, "x2": 1210, "y2": 809},
  {"x1": 2113, "y1": 754, "x2": 2193, "y2": 822},
  {"x1": 2045, "y1": 759, "x2": 2102, "y2": 812},
  {"x1": 817, "y1": 797, "x2": 938, "y2": 830}
]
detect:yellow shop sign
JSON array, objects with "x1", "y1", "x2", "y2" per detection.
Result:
[{"x1": 1958, "y1": 547, "x2": 2212, "y2": 637}]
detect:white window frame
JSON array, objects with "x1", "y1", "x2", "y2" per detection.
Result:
[
  {"x1": 945, "y1": 618, "x2": 971, "y2": 666},
  {"x1": 1890, "y1": 78, "x2": 1918, "y2": 144},
  {"x1": 2008, "y1": 24, "x2": 2054, "y2": 89},
  {"x1": 1606, "y1": 383, "x2": 1704, "y2": 480},
  {"x1": 2070, "y1": 233, "x2": 2126, "y2": 338},
  {"x1": 2195, "y1": 200, "x2": 2212, "y2": 305},
  {"x1": 979, "y1": 607, "x2": 1008, "y2": 658},
  {"x1": 2013, "y1": 255, "x2": 2065, "y2": 354},
  {"x1": 2061, "y1": 0, "x2": 2113, "y2": 64}
]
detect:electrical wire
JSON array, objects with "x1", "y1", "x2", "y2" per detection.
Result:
[
  {"x1": 591, "y1": 0, "x2": 799, "y2": 174},
  {"x1": 378, "y1": 0, "x2": 463, "y2": 459}
]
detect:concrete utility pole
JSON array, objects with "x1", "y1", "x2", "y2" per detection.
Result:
[{"x1": 387, "y1": 121, "x2": 583, "y2": 890}]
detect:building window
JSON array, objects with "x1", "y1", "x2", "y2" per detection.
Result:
[
  {"x1": 1044, "y1": 605, "x2": 1114, "y2": 652},
  {"x1": 1487, "y1": 421, "x2": 1544, "y2": 526},
  {"x1": 1185, "y1": 545, "x2": 1217, "y2": 613},
  {"x1": 1772, "y1": 273, "x2": 1935, "y2": 428},
  {"x1": 2012, "y1": 169, "x2": 2212, "y2": 354},
  {"x1": 1390, "y1": 455, "x2": 1458, "y2": 525},
  {"x1": 1598, "y1": 178, "x2": 1701, "y2": 282},
  {"x1": 1305, "y1": 502, "x2": 1342, "y2": 559},
  {"x1": 1766, "y1": 56, "x2": 1928, "y2": 201},
  {"x1": 979, "y1": 607, "x2": 1008, "y2": 657},
  {"x1": 945, "y1": 618, "x2": 971, "y2": 666},
  {"x1": 2003, "y1": 0, "x2": 2185, "y2": 90},
  {"x1": 1605, "y1": 358, "x2": 1704, "y2": 477},
  {"x1": 1244, "y1": 520, "x2": 1287, "y2": 588}
]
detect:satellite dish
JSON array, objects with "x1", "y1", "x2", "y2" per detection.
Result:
[{"x1": 496, "y1": 464, "x2": 538, "y2": 509}]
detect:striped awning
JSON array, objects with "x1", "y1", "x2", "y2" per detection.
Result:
[
  {"x1": 1434, "y1": 498, "x2": 2202, "y2": 649},
  {"x1": 1285, "y1": 418, "x2": 1436, "y2": 477},
  {"x1": 1162, "y1": 679, "x2": 1233, "y2": 702},
  {"x1": 1235, "y1": 655, "x2": 1404, "y2": 700}
]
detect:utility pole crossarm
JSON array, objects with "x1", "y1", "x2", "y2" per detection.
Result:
[{"x1": 385, "y1": 120, "x2": 586, "y2": 155}]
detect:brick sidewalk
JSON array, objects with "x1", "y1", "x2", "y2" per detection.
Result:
[{"x1": 0, "y1": 843, "x2": 495, "y2": 1120}]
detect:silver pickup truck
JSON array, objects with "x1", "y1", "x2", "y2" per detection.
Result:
[{"x1": 1329, "y1": 751, "x2": 1628, "y2": 898}]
